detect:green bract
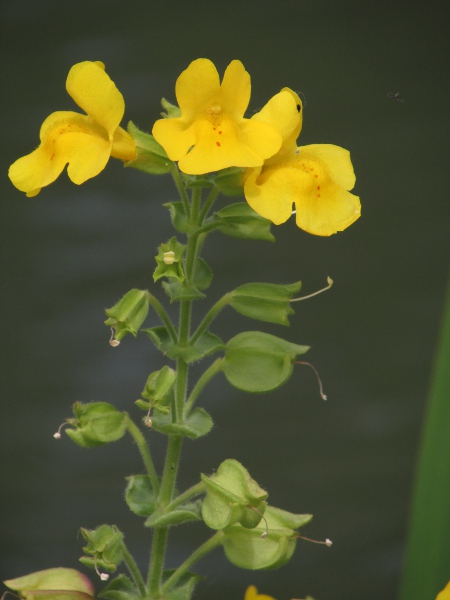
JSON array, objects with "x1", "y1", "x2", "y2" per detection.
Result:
[
  {"x1": 222, "y1": 505, "x2": 313, "y2": 570},
  {"x1": 222, "y1": 331, "x2": 309, "y2": 392},
  {"x1": 126, "y1": 121, "x2": 173, "y2": 175},
  {"x1": 80, "y1": 524, "x2": 124, "y2": 573},
  {"x1": 65, "y1": 402, "x2": 128, "y2": 448},
  {"x1": 104, "y1": 289, "x2": 150, "y2": 341},
  {"x1": 229, "y1": 281, "x2": 302, "y2": 325},
  {"x1": 201, "y1": 459, "x2": 268, "y2": 530}
]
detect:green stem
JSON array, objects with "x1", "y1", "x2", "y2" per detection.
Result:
[
  {"x1": 184, "y1": 358, "x2": 224, "y2": 415},
  {"x1": 147, "y1": 435, "x2": 183, "y2": 593},
  {"x1": 190, "y1": 188, "x2": 201, "y2": 225},
  {"x1": 166, "y1": 481, "x2": 206, "y2": 512},
  {"x1": 126, "y1": 418, "x2": 159, "y2": 495},
  {"x1": 171, "y1": 166, "x2": 190, "y2": 218},
  {"x1": 190, "y1": 293, "x2": 231, "y2": 345},
  {"x1": 198, "y1": 187, "x2": 219, "y2": 222},
  {"x1": 146, "y1": 292, "x2": 178, "y2": 342},
  {"x1": 161, "y1": 532, "x2": 224, "y2": 594},
  {"x1": 121, "y1": 541, "x2": 146, "y2": 597}
]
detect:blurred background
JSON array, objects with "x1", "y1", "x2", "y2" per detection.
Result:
[{"x1": 1, "y1": 1, "x2": 449, "y2": 599}]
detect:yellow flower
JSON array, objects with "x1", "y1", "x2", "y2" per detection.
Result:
[
  {"x1": 437, "y1": 581, "x2": 450, "y2": 600},
  {"x1": 9, "y1": 61, "x2": 136, "y2": 197},
  {"x1": 243, "y1": 88, "x2": 361, "y2": 236},
  {"x1": 152, "y1": 58, "x2": 282, "y2": 175},
  {"x1": 244, "y1": 585, "x2": 276, "y2": 600}
]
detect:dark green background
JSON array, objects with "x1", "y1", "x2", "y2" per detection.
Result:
[{"x1": 1, "y1": 1, "x2": 449, "y2": 599}]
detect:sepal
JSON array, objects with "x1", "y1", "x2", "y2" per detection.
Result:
[
  {"x1": 222, "y1": 331, "x2": 309, "y2": 392},
  {"x1": 104, "y1": 289, "x2": 150, "y2": 341},
  {"x1": 137, "y1": 366, "x2": 176, "y2": 413},
  {"x1": 154, "y1": 237, "x2": 186, "y2": 283},
  {"x1": 212, "y1": 167, "x2": 244, "y2": 196},
  {"x1": 160, "y1": 98, "x2": 181, "y2": 118},
  {"x1": 222, "y1": 506, "x2": 313, "y2": 570},
  {"x1": 201, "y1": 459, "x2": 268, "y2": 530},
  {"x1": 229, "y1": 281, "x2": 302, "y2": 325},
  {"x1": 125, "y1": 121, "x2": 173, "y2": 175},
  {"x1": 65, "y1": 402, "x2": 128, "y2": 448},
  {"x1": 79, "y1": 525, "x2": 124, "y2": 573}
]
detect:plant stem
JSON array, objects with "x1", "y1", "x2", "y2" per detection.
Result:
[
  {"x1": 166, "y1": 481, "x2": 207, "y2": 512},
  {"x1": 146, "y1": 292, "x2": 178, "y2": 342},
  {"x1": 198, "y1": 187, "x2": 219, "y2": 222},
  {"x1": 121, "y1": 541, "x2": 147, "y2": 597},
  {"x1": 161, "y1": 532, "x2": 224, "y2": 594},
  {"x1": 184, "y1": 358, "x2": 224, "y2": 415},
  {"x1": 126, "y1": 418, "x2": 159, "y2": 495},
  {"x1": 171, "y1": 166, "x2": 190, "y2": 218},
  {"x1": 190, "y1": 294, "x2": 231, "y2": 345}
]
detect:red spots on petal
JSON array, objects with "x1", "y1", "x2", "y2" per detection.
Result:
[
  {"x1": 216, "y1": 142, "x2": 221, "y2": 147},
  {"x1": 213, "y1": 127, "x2": 216, "y2": 130},
  {"x1": 314, "y1": 174, "x2": 318, "y2": 178},
  {"x1": 317, "y1": 194, "x2": 321, "y2": 198},
  {"x1": 50, "y1": 153, "x2": 54, "y2": 161},
  {"x1": 219, "y1": 130, "x2": 222, "y2": 134},
  {"x1": 317, "y1": 186, "x2": 320, "y2": 190}
]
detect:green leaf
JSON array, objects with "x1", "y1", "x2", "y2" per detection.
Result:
[
  {"x1": 143, "y1": 327, "x2": 223, "y2": 363},
  {"x1": 399, "y1": 276, "x2": 450, "y2": 600},
  {"x1": 214, "y1": 203, "x2": 274, "y2": 242},
  {"x1": 163, "y1": 280, "x2": 205, "y2": 302},
  {"x1": 162, "y1": 570, "x2": 203, "y2": 600},
  {"x1": 212, "y1": 167, "x2": 244, "y2": 196},
  {"x1": 145, "y1": 501, "x2": 202, "y2": 527},
  {"x1": 193, "y1": 257, "x2": 213, "y2": 291},
  {"x1": 229, "y1": 281, "x2": 302, "y2": 325},
  {"x1": 125, "y1": 475, "x2": 157, "y2": 516},
  {"x1": 151, "y1": 407, "x2": 214, "y2": 439},
  {"x1": 98, "y1": 575, "x2": 141, "y2": 600},
  {"x1": 65, "y1": 402, "x2": 128, "y2": 448},
  {"x1": 201, "y1": 459, "x2": 268, "y2": 530},
  {"x1": 164, "y1": 202, "x2": 191, "y2": 234},
  {"x1": 126, "y1": 121, "x2": 173, "y2": 175},
  {"x1": 222, "y1": 331, "x2": 309, "y2": 392}
]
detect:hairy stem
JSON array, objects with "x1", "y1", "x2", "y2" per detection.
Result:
[
  {"x1": 121, "y1": 541, "x2": 146, "y2": 597},
  {"x1": 126, "y1": 418, "x2": 159, "y2": 495}
]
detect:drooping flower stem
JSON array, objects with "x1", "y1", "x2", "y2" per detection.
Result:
[
  {"x1": 198, "y1": 187, "x2": 219, "y2": 222},
  {"x1": 171, "y1": 165, "x2": 190, "y2": 219},
  {"x1": 146, "y1": 292, "x2": 178, "y2": 342},
  {"x1": 161, "y1": 531, "x2": 224, "y2": 594},
  {"x1": 190, "y1": 294, "x2": 231, "y2": 345},
  {"x1": 184, "y1": 358, "x2": 224, "y2": 415},
  {"x1": 126, "y1": 418, "x2": 159, "y2": 494},
  {"x1": 166, "y1": 481, "x2": 207, "y2": 512},
  {"x1": 121, "y1": 541, "x2": 146, "y2": 597}
]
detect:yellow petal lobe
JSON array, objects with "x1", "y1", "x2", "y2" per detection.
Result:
[
  {"x1": 244, "y1": 585, "x2": 276, "y2": 600},
  {"x1": 220, "y1": 60, "x2": 251, "y2": 115},
  {"x1": 66, "y1": 61, "x2": 124, "y2": 138}
]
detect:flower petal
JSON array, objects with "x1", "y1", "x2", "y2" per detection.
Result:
[
  {"x1": 8, "y1": 111, "x2": 111, "y2": 196},
  {"x1": 111, "y1": 125, "x2": 137, "y2": 161},
  {"x1": 244, "y1": 164, "x2": 306, "y2": 225},
  {"x1": 175, "y1": 58, "x2": 220, "y2": 118},
  {"x1": 220, "y1": 60, "x2": 250, "y2": 115},
  {"x1": 244, "y1": 585, "x2": 276, "y2": 600},
  {"x1": 178, "y1": 116, "x2": 271, "y2": 174},
  {"x1": 152, "y1": 117, "x2": 196, "y2": 161},
  {"x1": 253, "y1": 88, "x2": 302, "y2": 147},
  {"x1": 299, "y1": 143, "x2": 356, "y2": 190},
  {"x1": 66, "y1": 61, "x2": 125, "y2": 139},
  {"x1": 294, "y1": 182, "x2": 361, "y2": 236}
]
